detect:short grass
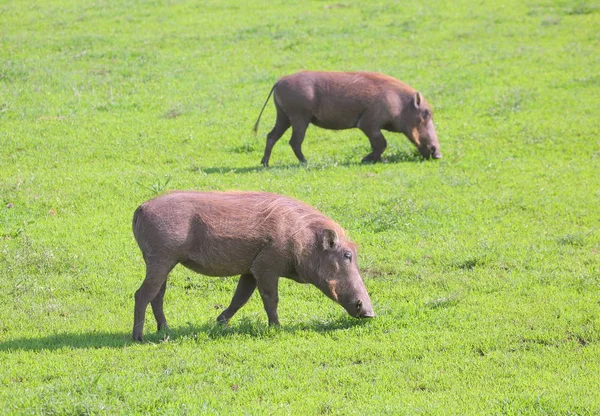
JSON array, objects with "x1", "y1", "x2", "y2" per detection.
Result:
[{"x1": 1, "y1": 0, "x2": 599, "y2": 414}]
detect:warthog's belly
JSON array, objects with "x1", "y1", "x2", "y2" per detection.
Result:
[
  {"x1": 310, "y1": 115, "x2": 359, "y2": 130},
  {"x1": 180, "y1": 259, "x2": 250, "y2": 278}
]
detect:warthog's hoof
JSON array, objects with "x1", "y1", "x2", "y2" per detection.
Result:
[
  {"x1": 361, "y1": 157, "x2": 381, "y2": 164},
  {"x1": 216, "y1": 313, "x2": 229, "y2": 325}
]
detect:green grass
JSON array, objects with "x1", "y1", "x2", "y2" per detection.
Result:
[{"x1": 1, "y1": 0, "x2": 599, "y2": 414}]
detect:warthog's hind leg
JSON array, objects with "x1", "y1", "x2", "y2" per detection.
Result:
[
  {"x1": 151, "y1": 280, "x2": 168, "y2": 335},
  {"x1": 288, "y1": 119, "x2": 309, "y2": 164},
  {"x1": 261, "y1": 106, "x2": 291, "y2": 167},
  {"x1": 133, "y1": 259, "x2": 176, "y2": 341}
]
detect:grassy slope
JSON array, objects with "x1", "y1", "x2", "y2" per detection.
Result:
[{"x1": 1, "y1": 0, "x2": 599, "y2": 414}]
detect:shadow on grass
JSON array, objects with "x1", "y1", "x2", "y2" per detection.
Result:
[
  {"x1": 195, "y1": 151, "x2": 422, "y2": 175},
  {"x1": 176, "y1": 315, "x2": 369, "y2": 340},
  {"x1": 0, "y1": 316, "x2": 369, "y2": 351},
  {"x1": 0, "y1": 331, "x2": 132, "y2": 352}
]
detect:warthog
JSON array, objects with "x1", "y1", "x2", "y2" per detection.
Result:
[
  {"x1": 132, "y1": 191, "x2": 374, "y2": 341},
  {"x1": 254, "y1": 71, "x2": 442, "y2": 166}
]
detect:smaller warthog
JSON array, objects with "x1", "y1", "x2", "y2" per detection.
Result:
[
  {"x1": 254, "y1": 71, "x2": 441, "y2": 166},
  {"x1": 132, "y1": 191, "x2": 374, "y2": 341}
]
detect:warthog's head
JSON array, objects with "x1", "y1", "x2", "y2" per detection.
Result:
[
  {"x1": 308, "y1": 229, "x2": 375, "y2": 319},
  {"x1": 407, "y1": 92, "x2": 442, "y2": 160}
]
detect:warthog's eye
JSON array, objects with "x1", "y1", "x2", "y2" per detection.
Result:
[
  {"x1": 343, "y1": 251, "x2": 352, "y2": 261},
  {"x1": 423, "y1": 110, "x2": 431, "y2": 120},
  {"x1": 356, "y1": 299, "x2": 363, "y2": 313}
]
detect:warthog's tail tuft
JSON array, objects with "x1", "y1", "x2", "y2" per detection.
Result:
[{"x1": 253, "y1": 82, "x2": 278, "y2": 135}]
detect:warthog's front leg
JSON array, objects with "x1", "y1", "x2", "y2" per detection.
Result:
[
  {"x1": 360, "y1": 128, "x2": 387, "y2": 163},
  {"x1": 217, "y1": 274, "x2": 257, "y2": 324},
  {"x1": 256, "y1": 276, "x2": 280, "y2": 326}
]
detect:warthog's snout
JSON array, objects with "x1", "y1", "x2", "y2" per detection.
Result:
[
  {"x1": 420, "y1": 144, "x2": 442, "y2": 160},
  {"x1": 355, "y1": 299, "x2": 375, "y2": 318}
]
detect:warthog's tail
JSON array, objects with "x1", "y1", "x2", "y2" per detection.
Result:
[
  {"x1": 253, "y1": 82, "x2": 278, "y2": 134},
  {"x1": 132, "y1": 205, "x2": 144, "y2": 244}
]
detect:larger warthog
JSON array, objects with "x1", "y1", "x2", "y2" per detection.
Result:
[
  {"x1": 132, "y1": 191, "x2": 374, "y2": 341},
  {"x1": 254, "y1": 71, "x2": 441, "y2": 166}
]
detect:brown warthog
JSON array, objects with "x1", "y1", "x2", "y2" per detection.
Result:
[
  {"x1": 254, "y1": 71, "x2": 441, "y2": 166},
  {"x1": 132, "y1": 191, "x2": 374, "y2": 341}
]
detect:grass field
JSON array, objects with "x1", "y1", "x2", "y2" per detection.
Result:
[{"x1": 1, "y1": 0, "x2": 599, "y2": 414}]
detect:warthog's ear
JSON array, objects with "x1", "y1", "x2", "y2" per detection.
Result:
[
  {"x1": 322, "y1": 229, "x2": 339, "y2": 250},
  {"x1": 414, "y1": 92, "x2": 422, "y2": 109}
]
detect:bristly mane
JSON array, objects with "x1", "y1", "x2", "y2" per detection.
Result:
[
  {"x1": 202, "y1": 191, "x2": 347, "y2": 254},
  {"x1": 252, "y1": 193, "x2": 348, "y2": 261}
]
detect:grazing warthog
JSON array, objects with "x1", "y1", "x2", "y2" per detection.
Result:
[
  {"x1": 132, "y1": 191, "x2": 374, "y2": 341},
  {"x1": 254, "y1": 71, "x2": 441, "y2": 166}
]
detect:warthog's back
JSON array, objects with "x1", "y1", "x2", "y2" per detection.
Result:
[
  {"x1": 132, "y1": 191, "x2": 344, "y2": 276},
  {"x1": 275, "y1": 71, "x2": 417, "y2": 130}
]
